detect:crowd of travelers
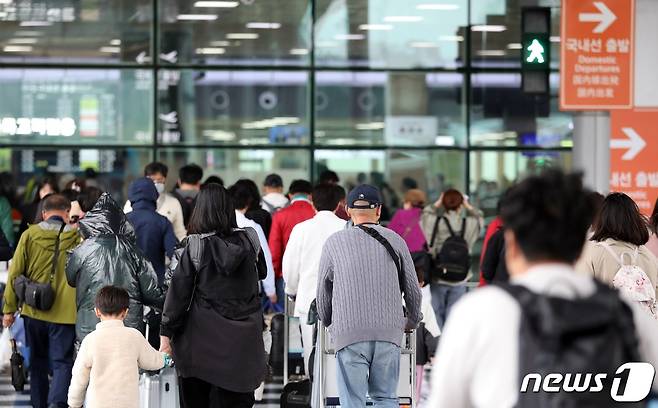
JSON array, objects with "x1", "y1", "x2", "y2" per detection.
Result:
[{"x1": 0, "y1": 163, "x2": 658, "y2": 407}]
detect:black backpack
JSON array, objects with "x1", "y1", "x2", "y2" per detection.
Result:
[
  {"x1": 498, "y1": 282, "x2": 641, "y2": 408},
  {"x1": 430, "y1": 217, "x2": 470, "y2": 283}
]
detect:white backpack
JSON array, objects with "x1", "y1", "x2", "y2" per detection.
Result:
[{"x1": 599, "y1": 242, "x2": 658, "y2": 319}]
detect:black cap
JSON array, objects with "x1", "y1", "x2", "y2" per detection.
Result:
[
  {"x1": 264, "y1": 173, "x2": 283, "y2": 188},
  {"x1": 347, "y1": 184, "x2": 382, "y2": 209}
]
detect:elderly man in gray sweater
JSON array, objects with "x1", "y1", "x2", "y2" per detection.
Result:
[{"x1": 317, "y1": 184, "x2": 422, "y2": 407}]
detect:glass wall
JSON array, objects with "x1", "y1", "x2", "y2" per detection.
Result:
[{"x1": 1, "y1": 0, "x2": 572, "y2": 271}]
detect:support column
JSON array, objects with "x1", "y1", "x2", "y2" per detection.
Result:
[{"x1": 572, "y1": 111, "x2": 610, "y2": 194}]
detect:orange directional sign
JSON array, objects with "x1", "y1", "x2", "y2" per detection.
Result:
[
  {"x1": 610, "y1": 109, "x2": 657, "y2": 214},
  {"x1": 560, "y1": 0, "x2": 634, "y2": 110}
]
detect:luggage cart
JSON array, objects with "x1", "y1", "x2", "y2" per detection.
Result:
[{"x1": 313, "y1": 322, "x2": 416, "y2": 407}]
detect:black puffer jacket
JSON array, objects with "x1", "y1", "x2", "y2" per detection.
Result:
[
  {"x1": 65, "y1": 193, "x2": 165, "y2": 341},
  {"x1": 161, "y1": 228, "x2": 267, "y2": 393}
]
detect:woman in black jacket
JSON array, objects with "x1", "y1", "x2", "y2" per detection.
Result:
[{"x1": 159, "y1": 183, "x2": 267, "y2": 408}]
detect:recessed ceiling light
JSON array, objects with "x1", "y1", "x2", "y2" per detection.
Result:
[
  {"x1": 439, "y1": 35, "x2": 464, "y2": 41},
  {"x1": 334, "y1": 33, "x2": 365, "y2": 41},
  {"x1": 290, "y1": 48, "x2": 309, "y2": 55},
  {"x1": 196, "y1": 47, "x2": 226, "y2": 54},
  {"x1": 383, "y1": 16, "x2": 424, "y2": 23},
  {"x1": 358, "y1": 24, "x2": 393, "y2": 31},
  {"x1": 3, "y1": 45, "x2": 33, "y2": 52},
  {"x1": 226, "y1": 33, "x2": 259, "y2": 40},
  {"x1": 507, "y1": 43, "x2": 522, "y2": 49},
  {"x1": 110, "y1": 39, "x2": 121, "y2": 46},
  {"x1": 210, "y1": 40, "x2": 231, "y2": 46},
  {"x1": 246, "y1": 22, "x2": 281, "y2": 29},
  {"x1": 477, "y1": 50, "x2": 506, "y2": 56},
  {"x1": 194, "y1": 1, "x2": 239, "y2": 7},
  {"x1": 471, "y1": 25, "x2": 506, "y2": 32},
  {"x1": 99, "y1": 46, "x2": 121, "y2": 53},
  {"x1": 176, "y1": 14, "x2": 218, "y2": 21},
  {"x1": 8, "y1": 38, "x2": 38, "y2": 44},
  {"x1": 19, "y1": 21, "x2": 52, "y2": 27},
  {"x1": 416, "y1": 4, "x2": 459, "y2": 10},
  {"x1": 550, "y1": 36, "x2": 561, "y2": 42}
]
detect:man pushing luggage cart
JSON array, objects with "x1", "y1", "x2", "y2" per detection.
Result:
[{"x1": 314, "y1": 185, "x2": 422, "y2": 407}]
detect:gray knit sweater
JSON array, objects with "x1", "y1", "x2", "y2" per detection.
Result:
[{"x1": 317, "y1": 224, "x2": 422, "y2": 351}]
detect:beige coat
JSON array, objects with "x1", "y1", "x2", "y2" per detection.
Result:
[
  {"x1": 576, "y1": 238, "x2": 658, "y2": 292},
  {"x1": 68, "y1": 320, "x2": 165, "y2": 408}
]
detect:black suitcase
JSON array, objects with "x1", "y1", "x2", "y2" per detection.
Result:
[
  {"x1": 280, "y1": 379, "x2": 311, "y2": 408},
  {"x1": 269, "y1": 313, "x2": 285, "y2": 374}
]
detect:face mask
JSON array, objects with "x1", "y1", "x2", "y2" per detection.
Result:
[{"x1": 154, "y1": 183, "x2": 165, "y2": 195}]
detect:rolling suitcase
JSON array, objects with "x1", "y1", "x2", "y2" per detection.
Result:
[
  {"x1": 280, "y1": 379, "x2": 311, "y2": 408},
  {"x1": 139, "y1": 367, "x2": 179, "y2": 408}
]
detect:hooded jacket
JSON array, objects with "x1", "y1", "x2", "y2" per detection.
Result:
[
  {"x1": 65, "y1": 193, "x2": 164, "y2": 341},
  {"x1": 3, "y1": 217, "x2": 79, "y2": 324},
  {"x1": 161, "y1": 228, "x2": 267, "y2": 393},
  {"x1": 126, "y1": 177, "x2": 178, "y2": 284}
]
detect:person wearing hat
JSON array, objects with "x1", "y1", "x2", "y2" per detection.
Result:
[
  {"x1": 261, "y1": 173, "x2": 289, "y2": 214},
  {"x1": 316, "y1": 184, "x2": 422, "y2": 407}
]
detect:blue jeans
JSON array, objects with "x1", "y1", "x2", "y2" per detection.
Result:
[
  {"x1": 430, "y1": 283, "x2": 467, "y2": 329},
  {"x1": 336, "y1": 341, "x2": 400, "y2": 408},
  {"x1": 275, "y1": 276, "x2": 286, "y2": 310},
  {"x1": 23, "y1": 316, "x2": 75, "y2": 408}
]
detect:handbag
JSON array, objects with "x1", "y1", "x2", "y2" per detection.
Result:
[
  {"x1": 14, "y1": 222, "x2": 65, "y2": 311},
  {"x1": 10, "y1": 336, "x2": 26, "y2": 392}
]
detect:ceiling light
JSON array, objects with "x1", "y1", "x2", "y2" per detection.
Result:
[
  {"x1": 226, "y1": 33, "x2": 259, "y2": 40},
  {"x1": 410, "y1": 41, "x2": 439, "y2": 48},
  {"x1": 439, "y1": 35, "x2": 464, "y2": 41},
  {"x1": 477, "y1": 50, "x2": 506, "y2": 56},
  {"x1": 334, "y1": 33, "x2": 365, "y2": 41},
  {"x1": 383, "y1": 16, "x2": 424, "y2": 23},
  {"x1": 194, "y1": 1, "x2": 239, "y2": 7},
  {"x1": 471, "y1": 25, "x2": 506, "y2": 32},
  {"x1": 3, "y1": 45, "x2": 33, "y2": 52},
  {"x1": 290, "y1": 48, "x2": 309, "y2": 55},
  {"x1": 99, "y1": 46, "x2": 121, "y2": 53},
  {"x1": 246, "y1": 22, "x2": 281, "y2": 29},
  {"x1": 196, "y1": 47, "x2": 226, "y2": 54},
  {"x1": 210, "y1": 40, "x2": 230, "y2": 46},
  {"x1": 550, "y1": 36, "x2": 561, "y2": 42},
  {"x1": 176, "y1": 14, "x2": 218, "y2": 21},
  {"x1": 416, "y1": 4, "x2": 459, "y2": 10},
  {"x1": 8, "y1": 38, "x2": 38, "y2": 44},
  {"x1": 358, "y1": 24, "x2": 393, "y2": 31},
  {"x1": 19, "y1": 21, "x2": 52, "y2": 27},
  {"x1": 506, "y1": 43, "x2": 522, "y2": 49},
  {"x1": 355, "y1": 122, "x2": 385, "y2": 130},
  {"x1": 14, "y1": 31, "x2": 43, "y2": 36},
  {"x1": 110, "y1": 39, "x2": 121, "y2": 46}
]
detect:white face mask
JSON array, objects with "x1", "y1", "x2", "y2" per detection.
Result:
[{"x1": 154, "y1": 182, "x2": 165, "y2": 195}]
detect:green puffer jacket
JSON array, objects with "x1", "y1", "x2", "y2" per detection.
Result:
[
  {"x1": 3, "y1": 218, "x2": 79, "y2": 324},
  {"x1": 65, "y1": 193, "x2": 165, "y2": 341}
]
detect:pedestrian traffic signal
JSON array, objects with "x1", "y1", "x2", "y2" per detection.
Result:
[
  {"x1": 521, "y1": 7, "x2": 551, "y2": 93},
  {"x1": 522, "y1": 35, "x2": 550, "y2": 69}
]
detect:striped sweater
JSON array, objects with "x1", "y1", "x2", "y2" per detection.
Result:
[{"x1": 317, "y1": 224, "x2": 422, "y2": 351}]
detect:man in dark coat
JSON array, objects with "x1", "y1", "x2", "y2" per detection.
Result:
[{"x1": 126, "y1": 177, "x2": 178, "y2": 285}]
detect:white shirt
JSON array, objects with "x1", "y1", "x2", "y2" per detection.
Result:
[
  {"x1": 124, "y1": 193, "x2": 187, "y2": 241},
  {"x1": 421, "y1": 289, "x2": 441, "y2": 338},
  {"x1": 235, "y1": 210, "x2": 275, "y2": 297},
  {"x1": 282, "y1": 211, "x2": 347, "y2": 316},
  {"x1": 261, "y1": 192, "x2": 289, "y2": 213},
  {"x1": 428, "y1": 264, "x2": 658, "y2": 408}
]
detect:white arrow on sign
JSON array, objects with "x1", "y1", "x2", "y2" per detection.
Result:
[
  {"x1": 579, "y1": 2, "x2": 617, "y2": 33},
  {"x1": 611, "y1": 127, "x2": 646, "y2": 160}
]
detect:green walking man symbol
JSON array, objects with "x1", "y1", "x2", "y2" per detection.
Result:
[{"x1": 526, "y1": 39, "x2": 545, "y2": 64}]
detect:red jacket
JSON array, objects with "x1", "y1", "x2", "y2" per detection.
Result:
[
  {"x1": 479, "y1": 216, "x2": 503, "y2": 287},
  {"x1": 269, "y1": 199, "x2": 316, "y2": 279}
]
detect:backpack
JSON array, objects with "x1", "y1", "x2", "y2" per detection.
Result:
[
  {"x1": 262, "y1": 198, "x2": 285, "y2": 214},
  {"x1": 498, "y1": 281, "x2": 641, "y2": 408},
  {"x1": 430, "y1": 217, "x2": 470, "y2": 283},
  {"x1": 598, "y1": 242, "x2": 658, "y2": 319}
]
